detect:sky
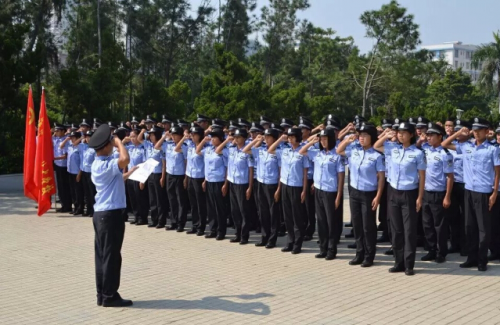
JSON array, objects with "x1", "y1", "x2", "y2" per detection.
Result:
[{"x1": 191, "y1": 0, "x2": 500, "y2": 53}]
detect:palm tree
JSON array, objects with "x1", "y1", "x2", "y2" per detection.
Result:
[{"x1": 472, "y1": 31, "x2": 500, "y2": 113}]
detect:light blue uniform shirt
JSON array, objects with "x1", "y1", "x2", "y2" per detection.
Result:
[
  {"x1": 112, "y1": 147, "x2": 119, "y2": 159},
  {"x1": 449, "y1": 148, "x2": 464, "y2": 183},
  {"x1": 78, "y1": 143, "x2": 95, "y2": 173},
  {"x1": 385, "y1": 145, "x2": 426, "y2": 191},
  {"x1": 423, "y1": 146, "x2": 454, "y2": 192},
  {"x1": 67, "y1": 144, "x2": 81, "y2": 175},
  {"x1": 127, "y1": 144, "x2": 146, "y2": 169},
  {"x1": 186, "y1": 143, "x2": 205, "y2": 179},
  {"x1": 144, "y1": 141, "x2": 163, "y2": 174},
  {"x1": 53, "y1": 136, "x2": 68, "y2": 167},
  {"x1": 309, "y1": 149, "x2": 346, "y2": 192},
  {"x1": 91, "y1": 156, "x2": 126, "y2": 212},
  {"x1": 252, "y1": 146, "x2": 281, "y2": 185},
  {"x1": 227, "y1": 146, "x2": 254, "y2": 184},
  {"x1": 301, "y1": 141, "x2": 319, "y2": 180},
  {"x1": 383, "y1": 141, "x2": 400, "y2": 181},
  {"x1": 280, "y1": 145, "x2": 310, "y2": 187},
  {"x1": 203, "y1": 146, "x2": 228, "y2": 183},
  {"x1": 346, "y1": 147, "x2": 385, "y2": 191},
  {"x1": 456, "y1": 141, "x2": 500, "y2": 193},
  {"x1": 163, "y1": 142, "x2": 187, "y2": 176}
]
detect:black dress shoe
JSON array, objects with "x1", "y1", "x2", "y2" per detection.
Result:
[
  {"x1": 97, "y1": 297, "x2": 103, "y2": 306},
  {"x1": 196, "y1": 231, "x2": 205, "y2": 236},
  {"x1": 487, "y1": 253, "x2": 500, "y2": 261},
  {"x1": 56, "y1": 208, "x2": 71, "y2": 213},
  {"x1": 347, "y1": 243, "x2": 357, "y2": 249},
  {"x1": 136, "y1": 220, "x2": 148, "y2": 225},
  {"x1": 303, "y1": 235, "x2": 313, "y2": 241},
  {"x1": 230, "y1": 237, "x2": 241, "y2": 243},
  {"x1": 460, "y1": 251, "x2": 468, "y2": 257},
  {"x1": 73, "y1": 210, "x2": 83, "y2": 216},
  {"x1": 361, "y1": 260, "x2": 373, "y2": 268},
  {"x1": 315, "y1": 252, "x2": 327, "y2": 258},
  {"x1": 281, "y1": 245, "x2": 293, "y2": 252},
  {"x1": 349, "y1": 255, "x2": 364, "y2": 265},
  {"x1": 459, "y1": 261, "x2": 478, "y2": 268},
  {"x1": 205, "y1": 232, "x2": 217, "y2": 238},
  {"x1": 278, "y1": 231, "x2": 286, "y2": 237},
  {"x1": 421, "y1": 251, "x2": 436, "y2": 261},
  {"x1": 176, "y1": 227, "x2": 185, "y2": 232},
  {"x1": 291, "y1": 247, "x2": 301, "y2": 254},
  {"x1": 345, "y1": 233, "x2": 354, "y2": 238},
  {"x1": 156, "y1": 224, "x2": 164, "y2": 229},
  {"x1": 377, "y1": 235, "x2": 389, "y2": 243},
  {"x1": 148, "y1": 223, "x2": 158, "y2": 228},
  {"x1": 239, "y1": 239, "x2": 249, "y2": 245},
  {"x1": 216, "y1": 235, "x2": 225, "y2": 241},
  {"x1": 69, "y1": 210, "x2": 75, "y2": 215},
  {"x1": 255, "y1": 241, "x2": 267, "y2": 247},
  {"x1": 265, "y1": 242, "x2": 276, "y2": 249},
  {"x1": 130, "y1": 220, "x2": 137, "y2": 225},
  {"x1": 186, "y1": 229, "x2": 197, "y2": 234},
  {"x1": 389, "y1": 266, "x2": 405, "y2": 273},
  {"x1": 102, "y1": 298, "x2": 133, "y2": 308},
  {"x1": 435, "y1": 255, "x2": 446, "y2": 263},
  {"x1": 478, "y1": 264, "x2": 488, "y2": 272},
  {"x1": 384, "y1": 249, "x2": 394, "y2": 256},
  {"x1": 405, "y1": 269, "x2": 415, "y2": 276},
  {"x1": 166, "y1": 225, "x2": 178, "y2": 231},
  {"x1": 325, "y1": 251, "x2": 337, "y2": 260}
]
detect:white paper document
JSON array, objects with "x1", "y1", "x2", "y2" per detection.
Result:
[{"x1": 128, "y1": 158, "x2": 159, "y2": 183}]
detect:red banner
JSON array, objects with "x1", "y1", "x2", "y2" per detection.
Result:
[
  {"x1": 23, "y1": 85, "x2": 38, "y2": 201},
  {"x1": 34, "y1": 88, "x2": 56, "y2": 216}
]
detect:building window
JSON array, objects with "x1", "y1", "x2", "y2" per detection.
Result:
[
  {"x1": 466, "y1": 62, "x2": 470, "y2": 69},
  {"x1": 455, "y1": 60, "x2": 458, "y2": 68},
  {"x1": 455, "y1": 49, "x2": 459, "y2": 57}
]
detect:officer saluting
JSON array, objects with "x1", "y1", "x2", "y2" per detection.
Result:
[{"x1": 88, "y1": 124, "x2": 133, "y2": 307}]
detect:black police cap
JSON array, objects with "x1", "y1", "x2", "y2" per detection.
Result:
[
  {"x1": 147, "y1": 126, "x2": 163, "y2": 134},
  {"x1": 249, "y1": 122, "x2": 264, "y2": 133},
  {"x1": 264, "y1": 128, "x2": 279, "y2": 139},
  {"x1": 397, "y1": 122, "x2": 415, "y2": 133},
  {"x1": 108, "y1": 122, "x2": 118, "y2": 129},
  {"x1": 54, "y1": 122, "x2": 65, "y2": 130},
  {"x1": 80, "y1": 119, "x2": 91, "y2": 127},
  {"x1": 88, "y1": 124, "x2": 113, "y2": 150},
  {"x1": 407, "y1": 117, "x2": 417, "y2": 126},
  {"x1": 280, "y1": 118, "x2": 294, "y2": 128},
  {"x1": 212, "y1": 118, "x2": 227, "y2": 128},
  {"x1": 472, "y1": 117, "x2": 489, "y2": 130},
  {"x1": 454, "y1": 119, "x2": 471, "y2": 131},
  {"x1": 260, "y1": 116, "x2": 272, "y2": 126},
  {"x1": 238, "y1": 118, "x2": 251, "y2": 128},
  {"x1": 298, "y1": 117, "x2": 313, "y2": 129},
  {"x1": 162, "y1": 115, "x2": 173, "y2": 124},
  {"x1": 131, "y1": 116, "x2": 139, "y2": 124},
  {"x1": 287, "y1": 127, "x2": 301, "y2": 137},
  {"x1": 196, "y1": 114, "x2": 210, "y2": 122},
  {"x1": 70, "y1": 131, "x2": 82, "y2": 138},
  {"x1": 270, "y1": 124, "x2": 284, "y2": 133},
  {"x1": 209, "y1": 127, "x2": 225, "y2": 139},
  {"x1": 416, "y1": 116, "x2": 430, "y2": 128},
  {"x1": 190, "y1": 126, "x2": 204, "y2": 136},
  {"x1": 234, "y1": 128, "x2": 248, "y2": 138},
  {"x1": 85, "y1": 130, "x2": 94, "y2": 137},
  {"x1": 318, "y1": 128, "x2": 336, "y2": 137},
  {"x1": 170, "y1": 126, "x2": 183, "y2": 135},
  {"x1": 426, "y1": 122, "x2": 445, "y2": 136},
  {"x1": 145, "y1": 115, "x2": 156, "y2": 123},
  {"x1": 382, "y1": 118, "x2": 394, "y2": 128}
]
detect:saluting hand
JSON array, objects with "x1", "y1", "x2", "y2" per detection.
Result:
[
  {"x1": 459, "y1": 127, "x2": 469, "y2": 137},
  {"x1": 280, "y1": 134, "x2": 288, "y2": 142}
]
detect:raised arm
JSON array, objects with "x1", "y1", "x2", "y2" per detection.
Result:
[
  {"x1": 242, "y1": 135, "x2": 263, "y2": 154},
  {"x1": 336, "y1": 135, "x2": 357, "y2": 156},
  {"x1": 136, "y1": 127, "x2": 146, "y2": 144},
  {"x1": 174, "y1": 132, "x2": 189, "y2": 153},
  {"x1": 196, "y1": 136, "x2": 210, "y2": 156},
  {"x1": 373, "y1": 130, "x2": 394, "y2": 153},
  {"x1": 215, "y1": 136, "x2": 234, "y2": 155},
  {"x1": 114, "y1": 136, "x2": 130, "y2": 170},
  {"x1": 298, "y1": 137, "x2": 319, "y2": 156},
  {"x1": 154, "y1": 132, "x2": 169, "y2": 150},
  {"x1": 337, "y1": 123, "x2": 355, "y2": 141},
  {"x1": 441, "y1": 127, "x2": 469, "y2": 151},
  {"x1": 59, "y1": 137, "x2": 71, "y2": 149},
  {"x1": 268, "y1": 134, "x2": 287, "y2": 154}
]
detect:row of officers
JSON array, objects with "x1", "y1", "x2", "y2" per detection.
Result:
[{"x1": 52, "y1": 114, "x2": 500, "y2": 276}]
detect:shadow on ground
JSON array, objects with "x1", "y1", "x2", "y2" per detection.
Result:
[{"x1": 132, "y1": 293, "x2": 274, "y2": 315}]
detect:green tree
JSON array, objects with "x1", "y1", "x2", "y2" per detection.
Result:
[{"x1": 220, "y1": 0, "x2": 257, "y2": 60}]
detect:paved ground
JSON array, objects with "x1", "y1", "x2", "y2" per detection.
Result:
[{"x1": 1, "y1": 192, "x2": 500, "y2": 325}]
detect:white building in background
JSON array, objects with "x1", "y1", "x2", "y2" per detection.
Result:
[{"x1": 420, "y1": 41, "x2": 481, "y2": 82}]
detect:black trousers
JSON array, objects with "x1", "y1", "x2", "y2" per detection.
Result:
[
  {"x1": 281, "y1": 184, "x2": 306, "y2": 249},
  {"x1": 335, "y1": 193, "x2": 344, "y2": 244},
  {"x1": 93, "y1": 209, "x2": 125, "y2": 303},
  {"x1": 464, "y1": 189, "x2": 492, "y2": 265},
  {"x1": 450, "y1": 182, "x2": 466, "y2": 254},
  {"x1": 229, "y1": 182, "x2": 251, "y2": 240},
  {"x1": 82, "y1": 171, "x2": 96, "y2": 215},
  {"x1": 385, "y1": 184, "x2": 393, "y2": 244},
  {"x1": 349, "y1": 186, "x2": 377, "y2": 261},
  {"x1": 206, "y1": 181, "x2": 227, "y2": 236},
  {"x1": 305, "y1": 179, "x2": 316, "y2": 237},
  {"x1": 378, "y1": 180, "x2": 389, "y2": 238},
  {"x1": 422, "y1": 190, "x2": 449, "y2": 256},
  {"x1": 68, "y1": 173, "x2": 83, "y2": 212},
  {"x1": 249, "y1": 180, "x2": 261, "y2": 231},
  {"x1": 315, "y1": 188, "x2": 338, "y2": 253},
  {"x1": 126, "y1": 179, "x2": 149, "y2": 223},
  {"x1": 147, "y1": 173, "x2": 167, "y2": 226},
  {"x1": 54, "y1": 164, "x2": 71, "y2": 209},
  {"x1": 187, "y1": 177, "x2": 207, "y2": 232},
  {"x1": 490, "y1": 194, "x2": 500, "y2": 256},
  {"x1": 166, "y1": 173, "x2": 188, "y2": 228},
  {"x1": 389, "y1": 186, "x2": 418, "y2": 270},
  {"x1": 259, "y1": 182, "x2": 280, "y2": 244}
]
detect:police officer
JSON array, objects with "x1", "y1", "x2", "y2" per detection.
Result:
[
  {"x1": 269, "y1": 128, "x2": 309, "y2": 254},
  {"x1": 374, "y1": 122, "x2": 426, "y2": 276},
  {"x1": 442, "y1": 118, "x2": 500, "y2": 271},
  {"x1": 80, "y1": 130, "x2": 96, "y2": 217},
  {"x1": 337, "y1": 124, "x2": 385, "y2": 267},
  {"x1": 53, "y1": 123, "x2": 72, "y2": 212},
  {"x1": 196, "y1": 114, "x2": 210, "y2": 131},
  {"x1": 248, "y1": 122, "x2": 264, "y2": 233},
  {"x1": 299, "y1": 117, "x2": 316, "y2": 241},
  {"x1": 88, "y1": 123, "x2": 132, "y2": 307},
  {"x1": 243, "y1": 128, "x2": 281, "y2": 248},
  {"x1": 300, "y1": 128, "x2": 345, "y2": 260},
  {"x1": 156, "y1": 126, "x2": 188, "y2": 231},
  {"x1": 421, "y1": 123, "x2": 454, "y2": 263},
  {"x1": 260, "y1": 116, "x2": 273, "y2": 130},
  {"x1": 196, "y1": 127, "x2": 229, "y2": 240},
  {"x1": 62, "y1": 131, "x2": 84, "y2": 215},
  {"x1": 218, "y1": 128, "x2": 254, "y2": 244},
  {"x1": 377, "y1": 118, "x2": 394, "y2": 243}
]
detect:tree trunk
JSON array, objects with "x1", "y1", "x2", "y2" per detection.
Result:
[{"x1": 97, "y1": 0, "x2": 102, "y2": 68}]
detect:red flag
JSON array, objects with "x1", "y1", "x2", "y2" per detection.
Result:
[
  {"x1": 24, "y1": 85, "x2": 38, "y2": 201},
  {"x1": 34, "y1": 88, "x2": 56, "y2": 216}
]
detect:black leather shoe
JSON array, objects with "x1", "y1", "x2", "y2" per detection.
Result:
[
  {"x1": 176, "y1": 227, "x2": 185, "y2": 232},
  {"x1": 435, "y1": 255, "x2": 446, "y2": 263},
  {"x1": 405, "y1": 269, "x2": 415, "y2": 276},
  {"x1": 478, "y1": 264, "x2": 488, "y2": 272},
  {"x1": 389, "y1": 266, "x2": 405, "y2": 273},
  {"x1": 291, "y1": 247, "x2": 301, "y2": 254},
  {"x1": 74, "y1": 210, "x2": 83, "y2": 216},
  {"x1": 325, "y1": 251, "x2": 337, "y2": 260},
  {"x1": 347, "y1": 243, "x2": 357, "y2": 249},
  {"x1": 166, "y1": 225, "x2": 178, "y2": 231},
  {"x1": 239, "y1": 239, "x2": 249, "y2": 245},
  {"x1": 56, "y1": 208, "x2": 72, "y2": 213},
  {"x1": 156, "y1": 224, "x2": 164, "y2": 229},
  {"x1": 196, "y1": 231, "x2": 205, "y2": 236},
  {"x1": 148, "y1": 223, "x2": 158, "y2": 228},
  {"x1": 130, "y1": 220, "x2": 137, "y2": 225},
  {"x1": 186, "y1": 229, "x2": 197, "y2": 234},
  {"x1": 459, "y1": 261, "x2": 478, "y2": 268},
  {"x1": 69, "y1": 210, "x2": 75, "y2": 215},
  {"x1": 303, "y1": 235, "x2": 313, "y2": 241},
  {"x1": 255, "y1": 241, "x2": 267, "y2": 247},
  {"x1": 421, "y1": 251, "x2": 436, "y2": 261},
  {"x1": 136, "y1": 220, "x2": 148, "y2": 225},
  {"x1": 315, "y1": 252, "x2": 327, "y2": 259},
  {"x1": 281, "y1": 245, "x2": 293, "y2": 252},
  {"x1": 102, "y1": 298, "x2": 133, "y2": 308},
  {"x1": 265, "y1": 242, "x2": 276, "y2": 249},
  {"x1": 384, "y1": 249, "x2": 394, "y2": 256},
  {"x1": 205, "y1": 232, "x2": 217, "y2": 238},
  {"x1": 349, "y1": 255, "x2": 364, "y2": 265},
  {"x1": 487, "y1": 253, "x2": 500, "y2": 261},
  {"x1": 345, "y1": 233, "x2": 354, "y2": 238},
  {"x1": 230, "y1": 237, "x2": 241, "y2": 243},
  {"x1": 361, "y1": 260, "x2": 373, "y2": 268},
  {"x1": 216, "y1": 235, "x2": 225, "y2": 241},
  {"x1": 377, "y1": 235, "x2": 389, "y2": 243}
]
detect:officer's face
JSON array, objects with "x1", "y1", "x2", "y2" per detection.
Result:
[
  {"x1": 302, "y1": 128, "x2": 311, "y2": 138},
  {"x1": 426, "y1": 133, "x2": 442, "y2": 147},
  {"x1": 397, "y1": 130, "x2": 413, "y2": 145},
  {"x1": 288, "y1": 135, "x2": 299, "y2": 145},
  {"x1": 130, "y1": 132, "x2": 139, "y2": 144},
  {"x1": 191, "y1": 133, "x2": 201, "y2": 143},
  {"x1": 263, "y1": 123, "x2": 270, "y2": 130},
  {"x1": 496, "y1": 133, "x2": 500, "y2": 144},
  {"x1": 163, "y1": 123, "x2": 171, "y2": 131},
  {"x1": 149, "y1": 133, "x2": 157, "y2": 143},
  {"x1": 199, "y1": 121, "x2": 208, "y2": 129},
  {"x1": 234, "y1": 136, "x2": 246, "y2": 146},
  {"x1": 250, "y1": 131, "x2": 259, "y2": 139},
  {"x1": 320, "y1": 136, "x2": 328, "y2": 149},
  {"x1": 358, "y1": 132, "x2": 372, "y2": 147},
  {"x1": 55, "y1": 129, "x2": 64, "y2": 137},
  {"x1": 211, "y1": 137, "x2": 222, "y2": 147},
  {"x1": 445, "y1": 122, "x2": 454, "y2": 136},
  {"x1": 473, "y1": 128, "x2": 487, "y2": 141},
  {"x1": 81, "y1": 126, "x2": 89, "y2": 133},
  {"x1": 70, "y1": 136, "x2": 79, "y2": 145},
  {"x1": 416, "y1": 128, "x2": 427, "y2": 136},
  {"x1": 265, "y1": 135, "x2": 276, "y2": 147},
  {"x1": 172, "y1": 134, "x2": 182, "y2": 143}
]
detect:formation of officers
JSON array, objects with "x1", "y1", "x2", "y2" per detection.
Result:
[{"x1": 51, "y1": 113, "x2": 500, "y2": 276}]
